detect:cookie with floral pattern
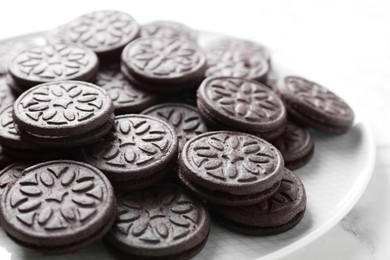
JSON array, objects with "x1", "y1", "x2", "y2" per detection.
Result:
[
  {"x1": 0, "y1": 160, "x2": 116, "y2": 254},
  {"x1": 81, "y1": 114, "x2": 178, "y2": 191},
  {"x1": 104, "y1": 184, "x2": 210, "y2": 259},
  {"x1": 211, "y1": 168, "x2": 306, "y2": 235},
  {"x1": 9, "y1": 43, "x2": 99, "y2": 89},
  {"x1": 197, "y1": 76, "x2": 286, "y2": 141},
  {"x1": 278, "y1": 76, "x2": 354, "y2": 134},
  {"x1": 179, "y1": 131, "x2": 284, "y2": 206},
  {"x1": 121, "y1": 37, "x2": 206, "y2": 87},
  {"x1": 141, "y1": 20, "x2": 196, "y2": 41},
  {"x1": 13, "y1": 80, "x2": 114, "y2": 137},
  {"x1": 61, "y1": 10, "x2": 140, "y2": 59}
]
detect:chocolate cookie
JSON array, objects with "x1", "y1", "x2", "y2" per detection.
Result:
[
  {"x1": 197, "y1": 76, "x2": 286, "y2": 141},
  {"x1": 141, "y1": 103, "x2": 208, "y2": 152},
  {"x1": 204, "y1": 37, "x2": 270, "y2": 82},
  {"x1": 96, "y1": 64, "x2": 159, "y2": 114},
  {"x1": 0, "y1": 162, "x2": 31, "y2": 198},
  {"x1": 81, "y1": 114, "x2": 178, "y2": 190},
  {"x1": 121, "y1": 37, "x2": 206, "y2": 85},
  {"x1": 9, "y1": 43, "x2": 99, "y2": 89},
  {"x1": 0, "y1": 160, "x2": 116, "y2": 254},
  {"x1": 13, "y1": 81, "x2": 114, "y2": 137},
  {"x1": 272, "y1": 121, "x2": 314, "y2": 170},
  {"x1": 179, "y1": 131, "x2": 284, "y2": 206},
  {"x1": 211, "y1": 168, "x2": 306, "y2": 235},
  {"x1": 0, "y1": 32, "x2": 47, "y2": 76},
  {"x1": 61, "y1": 10, "x2": 140, "y2": 59},
  {"x1": 18, "y1": 113, "x2": 115, "y2": 148},
  {"x1": 278, "y1": 76, "x2": 355, "y2": 134},
  {"x1": 104, "y1": 184, "x2": 210, "y2": 259},
  {"x1": 141, "y1": 20, "x2": 196, "y2": 41},
  {"x1": 0, "y1": 104, "x2": 38, "y2": 149}
]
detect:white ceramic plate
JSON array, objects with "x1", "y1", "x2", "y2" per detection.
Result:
[{"x1": 0, "y1": 32, "x2": 376, "y2": 260}]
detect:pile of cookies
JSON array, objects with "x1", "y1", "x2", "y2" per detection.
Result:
[{"x1": 0, "y1": 10, "x2": 355, "y2": 259}]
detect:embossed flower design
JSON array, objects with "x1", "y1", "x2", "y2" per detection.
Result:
[
  {"x1": 141, "y1": 22, "x2": 193, "y2": 41},
  {"x1": 9, "y1": 166, "x2": 103, "y2": 229},
  {"x1": 191, "y1": 133, "x2": 276, "y2": 182},
  {"x1": 96, "y1": 69, "x2": 146, "y2": 105},
  {"x1": 115, "y1": 188, "x2": 199, "y2": 243},
  {"x1": 64, "y1": 11, "x2": 138, "y2": 51},
  {"x1": 19, "y1": 83, "x2": 104, "y2": 125},
  {"x1": 14, "y1": 44, "x2": 90, "y2": 79},
  {"x1": 145, "y1": 106, "x2": 207, "y2": 151},
  {"x1": 129, "y1": 38, "x2": 201, "y2": 76},
  {"x1": 286, "y1": 77, "x2": 350, "y2": 116},
  {"x1": 206, "y1": 78, "x2": 280, "y2": 122},
  {"x1": 91, "y1": 117, "x2": 171, "y2": 169}
]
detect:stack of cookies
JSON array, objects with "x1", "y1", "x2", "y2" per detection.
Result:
[{"x1": 0, "y1": 9, "x2": 356, "y2": 260}]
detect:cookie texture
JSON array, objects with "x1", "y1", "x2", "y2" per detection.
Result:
[
  {"x1": 105, "y1": 184, "x2": 210, "y2": 258},
  {"x1": 9, "y1": 43, "x2": 98, "y2": 88},
  {"x1": 0, "y1": 160, "x2": 116, "y2": 254},
  {"x1": 212, "y1": 168, "x2": 306, "y2": 235},
  {"x1": 279, "y1": 76, "x2": 354, "y2": 134}
]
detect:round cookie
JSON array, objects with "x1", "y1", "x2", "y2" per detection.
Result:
[
  {"x1": 278, "y1": 76, "x2": 355, "y2": 134},
  {"x1": 121, "y1": 37, "x2": 206, "y2": 85},
  {"x1": 272, "y1": 121, "x2": 314, "y2": 170},
  {"x1": 96, "y1": 64, "x2": 159, "y2": 114},
  {"x1": 179, "y1": 131, "x2": 284, "y2": 206},
  {"x1": 211, "y1": 168, "x2": 306, "y2": 235},
  {"x1": 13, "y1": 80, "x2": 114, "y2": 136},
  {"x1": 204, "y1": 37, "x2": 270, "y2": 82},
  {"x1": 0, "y1": 162, "x2": 31, "y2": 198},
  {"x1": 0, "y1": 104, "x2": 38, "y2": 149},
  {"x1": 104, "y1": 184, "x2": 210, "y2": 259},
  {"x1": 197, "y1": 76, "x2": 286, "y2": 141},
  {"x1": 141, "y1": 103, "x2": 208, "y2": 152},
  {"x1": 0, "y1": 32, "x2": 47, "y2": 76},
  {"x1": 141, "y1": 20, "x2": 196, "y2": 41},
  {"x1": 0, "y1": 160, "x2": 116, "y2": 254},
  {"x1": 81, "y1": 114, "x2": 178, "y2": 190},
  {"x1": 9, "y1": 43, "x2": 99, "y2": 89},
  {"x1": 60, "y1": 10, "x2": 140, "y2": 58}
]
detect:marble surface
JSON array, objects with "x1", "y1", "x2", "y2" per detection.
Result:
[{"x1": 0, "y1": 0, "x2": 389, "y2": 259}]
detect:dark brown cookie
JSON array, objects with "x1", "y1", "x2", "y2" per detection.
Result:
[
  {"x1": 104, "y1": 184, "x2": 210, "y2": 259},
  {"x1": 272, "y1": 121, "x2": 314, "y2": 170},
  {"x1": 204, "y1": 38, "x2": 270, "y2": 82},
  {"x1": 18, "y1": 113, "x2": 114, "y2": 148},
  {"x1": 121, "y1": 37, "x2": 206, "y2": 85},
  {"x1": 0, "y1": 104, "x2": 38, "y2": 149},
  {"x1": 0, "y1": 32, "x2": 47, "y2": 76},
  {"x1": 96, "y1": 64, "x2": 159, "y2": 114},
  {"x1": 179, "y1": 131, "x2": 284, "y2": 206},
  {"x1": 0, "y1": 162, "x2": 31, "y2": 198},
  {"x1": 81, "y1": 114, "x2": 178, "y2": 190},
  {"x1": 141, "y1": 21, "x2": 196, "y2": 41},
  {"x1": 0, "y1": 160, "x2": 116, "y2": 254},
  {"x1": 211, "y1": 168, "x2": 306, "y2": 235},
  {"x1": 13, "y1": 81, "x2": 114, "y2": 137},
  {"x1": 197, "y1": 77, "x2": 286, "y2": 141},
  {"x1": 9, "y1": 43, "x2": 99, "y2": 89},
  {"x1": 141, "y1": 103, "x2": 208, "y2": 151},
  {"x1": 61, "y1": 10, "x2": 140, "y2": 59},
  {"x1": 278, "y1": 76, "x2": 355, "y2": 134}
]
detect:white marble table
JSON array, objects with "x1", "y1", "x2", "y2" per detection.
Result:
[{"x1": 0, "y1": 1, "x2": 389, "y2": 259}]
